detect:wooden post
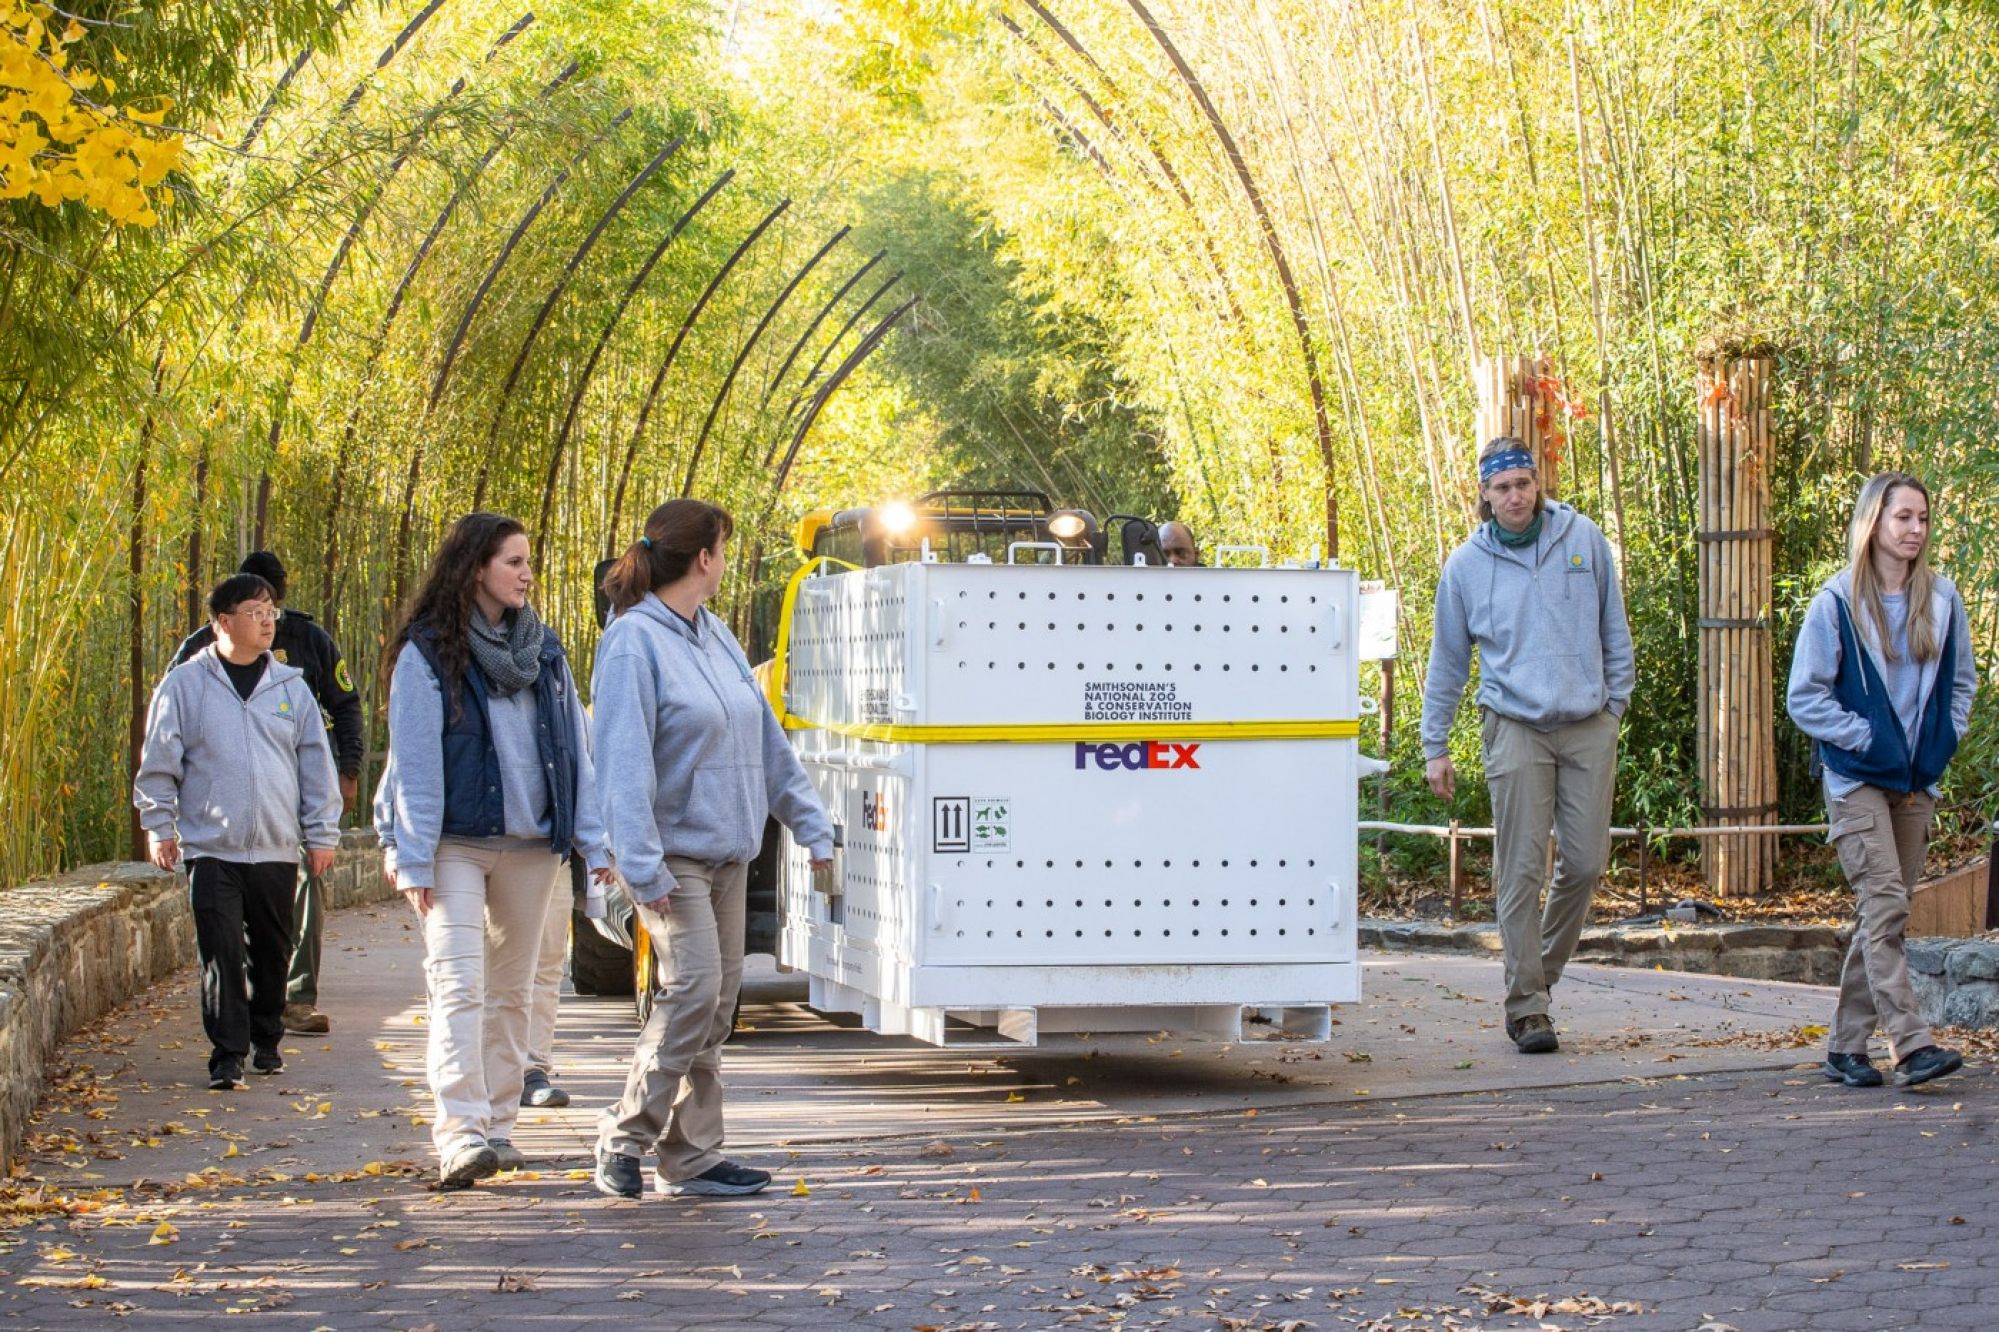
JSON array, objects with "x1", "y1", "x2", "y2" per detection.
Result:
[
  {"x1": 1695, "y1": 348, "x2": 1777, "y2": 896},
  {"x1": 1473, "y1": 354, "x2": 1558, "y2": 498},
  {"x1": 1448, "y1": 819, "x2": 1463, "y2": 918}
]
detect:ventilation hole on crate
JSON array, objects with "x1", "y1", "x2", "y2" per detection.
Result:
[
  {"x1": 1018, "y1": 592, "x2": 1026, "y2": 599},
  {"x1": 1192, "y1": 929, "x2": 1201, "y2": 937},
  {"x1": 1133, "y1": 929, "x2": 1142, "y2": 937},
  {"x1": 1165, "y1": 593, "x2": 1174, "y2": 601},
  {"x1": 1047, "y1": 662, "x2": 1056, "y2": 670},
  {"x1": 1192, "y1": 860, "x2": 1201, "y2": 868},
  {"x1": 1074, "y1": 859, "x2": 1084, "y2": 868},
  {"x1": 1132, "y1": 859, "x2": 1142, "y2": 868},
  {"x1": 1077, "y1": 662, "x2": 1086, "y2": 670},
  {"x1": 1104, "y1": 860, "x2": 1113, "y2": 868},
  {"x1": 1048, "y1": 591, "x2": 1058, "y2": 600},
  {"x1": 1220, "y1": 928, "x2": 1229, "y2": 937},
  {"x1": 1162, "y1": 859, "x2": 1171, "y2": 868},
  {"x1": 1280, "y1": 665, "x2": 1288, "y2": 672},
  {"x1": 1016, "y1": 860, "x2": 1025, "y2": 868},
  {"x1": 1251, "y1": 664, "x2": 1260, "y2": 671},
  {"x1": 1075, "y1": 899, "x2": 1084, "y2": 907},
  {"x1": 1250, "y1": 860, "x2": 1259, "y2": 868},
  {"x1": 1045, "y1": 930, "x2": 1054, "y2": 937},
  {"x1": 1163, "y1": 929, "x2": 1172, "y2": 937},
  {"x1": 1045, "y1": 860, "x2": 1055, "y2": 868}
]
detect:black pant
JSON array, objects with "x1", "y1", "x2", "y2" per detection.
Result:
[{"x1": 189, "y1": 858, "x2": 297, "y2": 1073}]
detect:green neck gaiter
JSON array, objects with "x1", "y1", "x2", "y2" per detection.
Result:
[{"x1": 1489, "y1": 512, "x2": 1544, "y2": 548}]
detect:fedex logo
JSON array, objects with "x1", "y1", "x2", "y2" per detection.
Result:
[
  {"x1": 861, "y1": 791, "x2": 891, "y2": 831},
  {"x1": 1074, "y1": 741, "x2": 1202, "y2": 771}
]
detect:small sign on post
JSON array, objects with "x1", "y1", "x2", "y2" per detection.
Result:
[{"x1": 1357, "y1": 582, "x2": 1399, "y2": 662}]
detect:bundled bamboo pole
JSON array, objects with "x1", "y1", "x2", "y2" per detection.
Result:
[
  {"x1": 1695, "y1": 348, "x2": 1777, "y2": 896},
  {"x1": 1473, "y1": 354, "x2": 1557, "y2": 497}
]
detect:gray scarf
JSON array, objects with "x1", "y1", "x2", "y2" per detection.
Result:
[{"x1": 468, "y1": 603, "x2": 544, "y2": 697}]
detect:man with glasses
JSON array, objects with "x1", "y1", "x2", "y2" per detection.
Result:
[
  {"x1": 1158, "y1": 521, "x2": 1202, "y2": 568},
  {"x1": 168, "y1": 551, "x2": 362, "y2": 1034},
  {"x1": 137, "y1": 574, "x2": 342, "y2": 1089}
]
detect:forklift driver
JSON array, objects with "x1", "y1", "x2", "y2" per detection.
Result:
[{"x1": 1159, "y1": 522, "x2": 1202, "y2": 567}]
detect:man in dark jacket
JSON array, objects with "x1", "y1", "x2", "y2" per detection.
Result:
[{"x1": 168, "y1": 551, "x2": 362, "y2": 1034}]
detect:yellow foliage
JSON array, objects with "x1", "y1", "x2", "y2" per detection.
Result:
[{"x1": 0, "y1": 0, "x2": 182, "y2": 226}]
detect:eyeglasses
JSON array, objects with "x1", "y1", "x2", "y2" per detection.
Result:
[{"x1": 230, "y1": 606, "x2": 282, "y2": 625}]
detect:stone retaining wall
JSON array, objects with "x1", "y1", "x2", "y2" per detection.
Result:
[
  {"x1": 0, "y1": 832, "x2": 385, "y2": 1168},
  {"x1": 1363, "y1": 918, "x2": 1850, "y2": 986},
  {"x1": 1909, "y1": 936, "x2": 1999, "y2": 1029}
]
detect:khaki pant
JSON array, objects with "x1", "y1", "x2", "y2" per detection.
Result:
[
  {"x1": 421, "y1": 841, "x2": 562, "y2": 1156},
  {"x1": 1484, "y1": 709, "x2": 1620, "y2": 1022},
  {"x1": 526, "y1": 871, "x2": 570, "y2": 1074},
  {"x1": 1828, "y1": 786, "x2": 1936, "y2": 1060},
  {"x1": 598, "y1": 856, "x2": 747, "y2": 1183}
]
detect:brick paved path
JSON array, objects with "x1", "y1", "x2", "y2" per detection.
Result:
[{"x1": 2, "y1": 905, "x2": 1992, "y2": 1330}]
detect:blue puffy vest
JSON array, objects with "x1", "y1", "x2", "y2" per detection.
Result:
[
  {"x1": 1818, "y1": 593, "x2": 1961, "y2": 794},
  {"x1": 407, "y1": 622, "x2": 580, "y2": 856}
]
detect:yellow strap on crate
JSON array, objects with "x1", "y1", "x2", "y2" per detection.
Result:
[
  {"x1": 797, "y1": 719, "x2": 1360, "y2": 743},
  {"x1": 766, "y1": 555, "x2": 860, "y2": 726},
  {"x1": 765, "y1": 559, "x2": 1358, "y2": 742}
]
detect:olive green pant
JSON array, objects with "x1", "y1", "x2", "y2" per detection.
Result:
[
  {"x1": 285, "y1": 866, "x2": 322, "y2": 1007},
  {"x1": 1827, "y1": 785, "x2": 1936, "y2": 1061},
  {"x1": 1483, "y1": 709, "x2": 1620, "y2": 1023},
  {"x1": 598, "y1": 857, "x2": 747, "y2": 1183}
]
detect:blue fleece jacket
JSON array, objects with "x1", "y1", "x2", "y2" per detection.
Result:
[
  {"x1": 1785, "y1": 568, "x2": 1976, "y2": 799},
  {"x1": 133, "y1": 647, "x2": 342, "y2": 862},
  {"x1": 1420, "y1": 502, "x2": 1635, "y2": 760},
  {"x1": 590, "y1": 595, "x2": 834, "y2": 901}
]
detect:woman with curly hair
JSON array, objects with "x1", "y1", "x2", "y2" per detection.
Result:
[{"x1": 381, "y1": 512, "x2": 613, "y2": 1186}]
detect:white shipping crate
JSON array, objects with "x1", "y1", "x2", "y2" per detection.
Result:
[{"x1": 776, "y1": 560, "x2": 1361, "y2": 1046}]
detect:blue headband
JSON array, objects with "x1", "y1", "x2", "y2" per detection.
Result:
[{"x1": 1479, "y1": 448, "x2": 1535, "y2": 483}]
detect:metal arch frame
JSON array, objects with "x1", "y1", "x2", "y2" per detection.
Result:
[
  {"x1": 321, "y1": 60, "x2": 586, "y2": 615},
  {"x1": 388, "y1": 105, "x2": 638, "y2": 599},
  {"x1": 1002, "y1": 6, "x2": 1245, "y2": 330},
  {"x1": 766, "y1": 295, "x2": 921, "y2": 507},
  {"x1": 470, "y1": 132, "x2": 688, "y2": 507},
  {"x1": 426, "y1": 107, "x2": 637, "y2": 413},
  {"x1": 1121, "y1": 0, "x2": 1338, "y2": 554},
  {"x1": 258, "y1": 11, "x2": 538, "y2": 546},
  {"x1": 766, "y1": 267, "x2": 903, "y2": 463},
  {"x1": 339, "y1": 0, "x2": 453, "y2": 116},
  {"x1": 534, "y1": 169, "x2": 736, "y2": 546},
  {"x1": 236, "y1": 0, "x2": 359, "y2": 153},
  {"x1": 604, "y1": 197, "x2": 791, "y2": 552},
  {"x1": 757, "y1": 247, "x2": 885, "y2": 412},
  {"x1": 683, "y1": 224, "x2": 852, "y2": 495}
]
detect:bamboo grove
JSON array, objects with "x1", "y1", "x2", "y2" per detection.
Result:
[{"x1": 4, "y1": 0, "x2": 1998, "y2": 886}]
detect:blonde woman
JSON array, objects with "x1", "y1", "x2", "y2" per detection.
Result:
[{"x1": 1787, "y1": 472, "x2": 1976, "y2": 1088}]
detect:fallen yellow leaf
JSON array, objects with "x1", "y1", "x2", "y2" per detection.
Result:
[
  {"x1": 790, "y1": 1179, "x2": 810, "y2": 1197},
  {"x1": 149, "y1": 1222, "x2": 179, "y2": 1245}
]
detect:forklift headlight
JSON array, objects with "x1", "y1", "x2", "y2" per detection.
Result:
[
  {"x1": 1047, "y1": 509, "x2": 1095, "y2": 544},
  {"x1": 876, "y1": 500, "x2": 918, "y2": 536}
]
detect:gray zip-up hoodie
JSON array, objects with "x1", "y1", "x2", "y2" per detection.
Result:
[
  {"x1": 1785, "y1": 567, "x2": 1976, "y2": 799},
  {"x1": 591, "y1": 594, "x2": 834, "y2": 901},
  {"x1": 133, "y1": 647, "x2": 342, "y2": 862},
  {"x1": 1421, "y1": 502, "x2": 1635, "y2": 759}
]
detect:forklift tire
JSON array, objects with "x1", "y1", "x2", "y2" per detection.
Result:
[{"x1": 568, "y1": 907, "x2": 636, "y2": 996}]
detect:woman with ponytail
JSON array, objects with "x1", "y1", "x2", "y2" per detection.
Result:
[
  {"x1": 381, "y1": 513, "x2": 613, "y2": 1186},
  {"x1": 1788, "y1": 473, "x2": 1977, "y2": 1089},
  {"x1": 589, "y1": 499, "x2": 833, "y2": 1201}
]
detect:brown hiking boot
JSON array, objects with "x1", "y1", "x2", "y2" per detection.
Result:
[
  {"x1": 283, "y1": 1003, "x2": 330, "y2": 1034},
  {"x1": 1507, "y1": 1013, "x2": 1559, "y2": 1054}
]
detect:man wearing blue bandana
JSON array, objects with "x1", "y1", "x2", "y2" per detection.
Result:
[{"x1": 1421, "y1": 437, "x2": 1634, "y2": 1053}]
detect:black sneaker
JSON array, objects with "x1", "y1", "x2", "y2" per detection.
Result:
[
  {"x1": 521, "y1": 1069, "x2": 570, "y2": 1108},
  {"x1": 252, "y1": 1046, "x2": 285, "y2": 1076},
  {"x1": 595, "y1": 1151, "x2": 643, "y2": 1199},
  {"x1": 1894, "y1": 1045, "x2": 1964, "y2": 1087},
  {"x1": 1506, "y1": 1014, "x2": 1559, "y2": 1054},
  {"x1": 666, "y1": 1161, "x2": 772, "y2": 1197},
  {"x1": 1822, "y1": 1051, "x2": 1883, "y2": 1087},
  {"x1": 439, "y1": 1141, "x2": 500, "y2": 1188},
  {"x1": 208, "y1": 1060, "x2": 247, "y2": 1091}
]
